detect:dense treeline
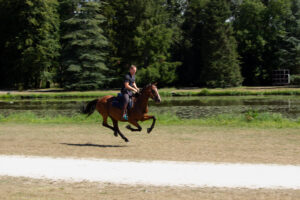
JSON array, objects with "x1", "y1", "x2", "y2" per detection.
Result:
[{"x1": 0, "y1": 0, "x2": 300, "y2": 90}]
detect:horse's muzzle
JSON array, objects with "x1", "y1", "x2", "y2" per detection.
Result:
[{"x1": 155, "y1": 97, "x2": 161, "y2": 103}]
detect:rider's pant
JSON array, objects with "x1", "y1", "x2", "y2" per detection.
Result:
[{"x1": 122, "y1": 93, "x2": 129, "y2": 116}]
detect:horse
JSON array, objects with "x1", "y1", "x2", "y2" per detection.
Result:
[{"x1": 81, "y1": 83, "x2": 161, "y2": 142}]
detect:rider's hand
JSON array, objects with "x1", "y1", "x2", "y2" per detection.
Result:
[
  {"x1": 136, "y1": 88, "x2": 140, "y2": 93},
  {"x1": 132, "y1": 89, "x2": 138, "y2": 93}
]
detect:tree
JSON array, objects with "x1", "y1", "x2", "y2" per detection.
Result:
[
  {"x1": 0, "y1": 0, "x2": 60, "y2": 89},
  {"x1": 102, "y1": 0, "x2": 145, "y2": 80},
  {"x1": 178, "y1": 0, "x2": 206, "y2": 86},
  {"x1": 200, "y1": 0, "x2": 242, "y2": 87},
  {"x1": 233, "y1": 0, "x2": 267, "y2": 85},
  {"x1": 180, "y1": 0, "x2": 242, "y2": 87},
  {"x1": 134, "y1": 0, "x2": 181, "y2": 86},
  {"x1": 61, "y1": 1, "x2": 109, "y2": 90},
  {"x1": 103, "y1": 0, "x2": 180, "y2": 87},
  {"x1": 276, "y1": 0, "x2": 300, "y2": 75},
  {"x1": 234, "y1": 0, "x2": 296, "y2": 85},
  {"x1": 56, "y1": 0, "x2": 80, "y2": 86},
  {"x1": 262, "y1": 0, "x2": 293, "y2": 84}
]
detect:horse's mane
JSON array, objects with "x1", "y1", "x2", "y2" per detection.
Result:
[
  {"x1": 139, "y1": 83, "x2": 153, "y2": 95},
  {"x1": 133, "y1": 83, "x2": 152, "y2": 99},
  {"x1": 141, "y1": 83, "x2": 152, "y2": 92}
]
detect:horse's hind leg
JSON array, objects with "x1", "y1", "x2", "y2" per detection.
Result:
[{"x1": 112, "y1": 119, "x2": 129, "y2": 142}]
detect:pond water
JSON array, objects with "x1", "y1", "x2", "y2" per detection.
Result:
[{"x1": 1, "y1": 96, "x2": 300, "y2": 119}]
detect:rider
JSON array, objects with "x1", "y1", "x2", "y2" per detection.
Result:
[{"x1": 121, "y1": 65, "x2": 139, "y2": 120}]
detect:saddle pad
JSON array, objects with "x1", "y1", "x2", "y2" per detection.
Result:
[{"x1": 112, "y1": 93, "x2": 133, "y2": 110}]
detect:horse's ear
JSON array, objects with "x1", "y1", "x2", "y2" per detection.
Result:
[{"x1": 152, "y1": 82, "x2": 158, "y2": 86}]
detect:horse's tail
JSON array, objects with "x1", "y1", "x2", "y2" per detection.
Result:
[{"x1": 81, "y1": 99, "x2": 98, "y2": 117}]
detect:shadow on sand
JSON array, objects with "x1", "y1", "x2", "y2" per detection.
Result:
[{"x1": 60, "y1": 143, "x2": 127, "y2": 148}]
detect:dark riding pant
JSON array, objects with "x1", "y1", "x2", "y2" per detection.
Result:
[{"x1": 122, "y1": 93, "x2": 130, "y2": 116}]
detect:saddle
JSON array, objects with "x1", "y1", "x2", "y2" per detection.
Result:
[{"x1": 111, "y1": 93, "x2": 133, "y2": 110}]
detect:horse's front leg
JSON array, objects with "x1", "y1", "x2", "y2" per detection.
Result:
[
  {"x1": 141, "y1": 115, "x2": 156, "y2": 134},
  {"x1": 126, "y1": 120, "x2": 142, "y2": 132}
]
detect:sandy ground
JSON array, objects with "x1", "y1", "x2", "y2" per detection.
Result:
[
  {"x1": 1, "y1": 176, "x2": 300, "y2": 200},
  {"x1": 1, "y1": 155, "x2": 300, "y2": 189},
  {"x1": 1, "y1": 124, "x2": 300, "y2": 199},
  {"x1": 1, "y1": 124, "x2": 300, "y2": 164}
]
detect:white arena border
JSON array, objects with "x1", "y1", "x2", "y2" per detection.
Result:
[{"x1": 1, "y1": 155, "x2": 300, "y2": 189}]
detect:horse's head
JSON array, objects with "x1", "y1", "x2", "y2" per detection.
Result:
[{"x1": 141, "y1": 83, "x2": 161, "y2": 103}]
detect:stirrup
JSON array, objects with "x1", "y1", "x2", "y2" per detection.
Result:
[{"x1": 122, "y1": 114, "x2": 128, "y2": 120}]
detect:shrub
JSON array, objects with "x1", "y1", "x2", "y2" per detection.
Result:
[
  {"x1": 136, "y1": 61, "x2": 180, "y2": 87},
  {"x1": 290, "y1": 75, "x2": 300, "y2": 86}
]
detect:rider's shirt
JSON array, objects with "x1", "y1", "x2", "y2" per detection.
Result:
[{"x1": 121, "y1": 72, "x2": 135, "y2": 96}]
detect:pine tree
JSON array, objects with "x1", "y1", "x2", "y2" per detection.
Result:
[
  {"x1": 61, "y1": 1, "x2": 109, "y2": 90},
  {"x1": 179, "y1": 0, "x2": 206, "y2": 86},
  {"x1": 200, "y1": 0, "x2": 242, "y2": 87},
  {"x1": 181, "y1": 0, "x2": 242, "y2": 87}
]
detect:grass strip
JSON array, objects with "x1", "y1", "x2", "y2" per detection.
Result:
[
  {"x1": 1, "y1": 111, "x2": 300, "y2": 128},
  {"x1": 2, "y1": 88, "x2": 300, "y2": 99},
  {"x1": 171, "y1": 89, "x2": 300, "y2": 96}
]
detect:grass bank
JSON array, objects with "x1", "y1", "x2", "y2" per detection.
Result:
[
  {"x1": 1, "y1": 87, "x2": 300, "y2": 99},
  {"x1": 0, "y1": 91, "x2": 117, "y2": 99},
  {"x1": 1, "y1": 111, "x2": 300, "y2": 128}
]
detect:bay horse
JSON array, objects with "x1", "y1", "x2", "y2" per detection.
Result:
[{"x1": 81, "y1": 83, "x2": 161, "y2": 142}]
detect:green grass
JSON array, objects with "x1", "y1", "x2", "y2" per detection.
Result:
[
  {"x1": 1, "y1": 111, "x2": 300, "y2": 128},
  {"x1": 1, "y1": 87, "x2": 300, "y2": 99},
  {"x1": 0, "y1": 91, "x2": 117, "y2": 99},
  {"x1": 172, "y1": 89, "x2": 300, "y2": 96}
]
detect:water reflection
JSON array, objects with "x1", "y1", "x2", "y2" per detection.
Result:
[{"x1": 0, "y1": 96, "x2": 300, "y2": 119}]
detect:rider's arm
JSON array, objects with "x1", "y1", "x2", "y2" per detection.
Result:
[
  {"x1": 124, "y1": 82, "x2": 137, "y2": 93},
  {"x1": 132, "y1": 82, "x2": 139, "y2": 92}
]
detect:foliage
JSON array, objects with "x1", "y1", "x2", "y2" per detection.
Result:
[
  {"x1": 233, "y1": 0, "x2": 267, "y2": 85},
  {"x1": 137, "y1": 61, "x2": 181, "y2": 86},
  {"x1": 262, "y1": 0, "x2": 294, "y2": 83},
  {"x1": 200, "y1": 0, "x2": 243, "y2": 87},
  {"x1": 290, "y1": 75, "x2": 300, "y2": 85},
  {"x1": 276, "y1": 0, "x2": 300, "y2": 75},
  {"x1": 180, "y1": 0, "x2": 243, "y2": 88},
  {"x1": 1, "y1": 0, "x2": 300, "y2": 89},
  {"x1": 0, "y1": 0, "x2": 60, "y2": 89},
  {"x1": 102, "y1": 0, "x2": 180, "y2": 88},
  {"x1": 60, "y1": 1, "x2": 109, "y2": 90},
  {"x1": 234, "y1": 0, "x2": 299, "y2": 85}
]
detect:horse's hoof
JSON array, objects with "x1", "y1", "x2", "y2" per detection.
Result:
[
  {"x1": 124, "y1": 138, "x2": 129, "y2": 142},
  {"x1": 114, "y1": 132, "x2": 118, "y2": 137},
  {"x1": 126, "y1": 125, "x2": 131, "y2": 130},
  {"x1": 147, "y1": 128, "x2": 152, "y2": 134}
]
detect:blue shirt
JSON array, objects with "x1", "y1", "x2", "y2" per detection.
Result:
[{"x1": 121, "y1": 72, "x2": 135, "y2": 96}]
